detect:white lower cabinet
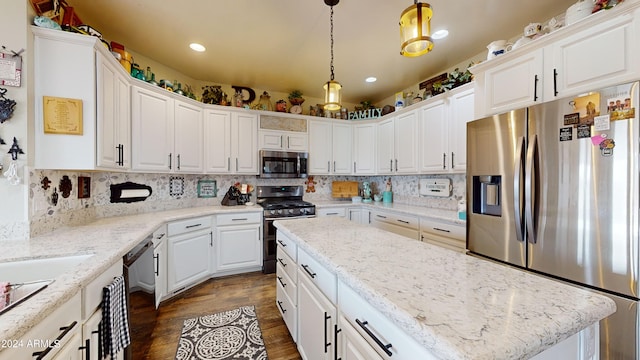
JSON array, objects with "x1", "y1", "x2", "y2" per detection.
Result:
[
  {"x1": 297, "y1": 248, "x2": 337, "y2": 360},
  {"x1": 213, "y1": 212, "x2": 262, "y2": 275},
  {"x1": 276, "y1": 231, "x2": 298, "y2": 341},
  {"x1": 153, "y1": 225, "x2": 168, "y2": 308},
  {"x1": 420, "y1": 218, "x2": 466, "y2": 252},
  {"x1": 167, "y1": 216, "x2": 213, "y2": 293},
  {"x1": 81, "y1": 308, "x2": 102, "y2": 360},
  {"x1": 369, "y1": 210, "x2": 420, "y2": 240},
  {"x1": 338, "y1": 281, "x2": 437, "y2": 360},
  {"x1": 0, "y1": 293, "x2": 82, "y2": 360},
  {"x1": 338, "y1": 315, "x2": 384, "y2": 360}
]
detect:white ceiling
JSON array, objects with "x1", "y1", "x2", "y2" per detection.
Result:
[{"x1": 64, "y1": 0, "x2": 578, "y2": 104}]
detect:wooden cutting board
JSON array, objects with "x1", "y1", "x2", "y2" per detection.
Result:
[{"x1": 332, "y1": 181, "x2": 359, "y2": 198}]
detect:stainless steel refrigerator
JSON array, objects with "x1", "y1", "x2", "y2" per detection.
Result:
[{"x1": 467, "y1": 81, "x2": 639, "y2": 359}]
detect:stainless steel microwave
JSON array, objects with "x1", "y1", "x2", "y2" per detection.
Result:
[{"x1": 259, "y1": 150, "x2": 308, "y2": 178}]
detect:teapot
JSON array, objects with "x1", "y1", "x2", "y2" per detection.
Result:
[{"x1": 486, "y1": 40, "x2": 512, "y2": 60}]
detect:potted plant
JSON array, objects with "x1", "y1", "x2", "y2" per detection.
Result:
[{"x1": 288, "y1": 90, "x2": 305, "y2": 105}]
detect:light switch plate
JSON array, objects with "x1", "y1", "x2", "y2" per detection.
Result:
[{"x1": 419, "y1": 178, "x2": 452, "y2": 197}]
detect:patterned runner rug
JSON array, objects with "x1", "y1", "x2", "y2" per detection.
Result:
[{"x1": 175, "y1": 305, "x2": 268, "y2": 360}]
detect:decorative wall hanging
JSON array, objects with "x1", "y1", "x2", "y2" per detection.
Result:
[
  {"x1": 169, "y1": 176, "x2": 185, "y2": 196},
  {"x1": 0, "y1": 46, "x2": 23, "y2": 87},
  {"x1": 3, "y1": 137, "x2": 23, "y2": 185},
  {"x1": 197, "y1": 179, "x2": 217, "y2": 198},
  {"x1": 0, "y1": 88, "x2": 16, "y2": 123},
  {"x1": 43, "y1": 96, "x2": 83, "y2": 135},
  {"x1": 59, "y1": 175, "x2": 72, "y2": 198}
]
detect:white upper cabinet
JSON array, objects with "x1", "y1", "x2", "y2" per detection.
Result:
[
  {"x1": 173, "y1": 99, "x2": 204, "y2": 173},
  {"x1": 420, "y1": 84, "x2": 474, "y2": 173},
  {"x1": 131, "y1": 85, "x2": 175, "y2": 172},
  {"x1": 231, "y1": 111, "x2": 259, "y2": 174},
  {"x1": 352, "y1": 122, "x2": 376, "y2": 175},
  {"x1": 258, "y1": 115, "x2": 309, "y2": 151},
  {"x1": 34, "y1": 27, "x2": 131, "y2": 171},
  {"x1": 309, "y1": 119, "x2": 352, "y2": 175},
  {"x1": 377, "y1": 111, "x2": 419, "y2": 174},
  {"x1": 478, "y1": 48, "x2": 543, "y2": 116},
  {"x1": 472, "y1": 4, "x2": 640, "y2": 117},
  {"x1": 204, "y1": 109, "x2": 232, "y2": 173},
  {"x1": 544, "y1": 9, "x2": 639, "y2": 99},
  {"x1": 96, "y1": 54, "x2": 131, "y2": 169}
]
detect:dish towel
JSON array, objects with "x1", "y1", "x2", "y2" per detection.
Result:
[{"x1": 100, "y1": 275, "x2": 131, "y2": 359}]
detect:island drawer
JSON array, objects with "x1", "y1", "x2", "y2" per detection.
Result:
[
  {"x1": 216, "y1": 212, "x2": 261, "y2": 226},
  {"x1": 276, "y1": 247, "x2": 297, "y2": 282},
  {"x1": 370, "y1": 211, "x2": 419, "y2": 230},
  {"x1": 276, "y1": 282, "x2": 297, "y2": 342},
  {"x1": 168, "y1": 215, "x2": 213, "y2": 236},
  {"x1": 338, "y1": 281, "x2": 433, "y2": 360},
  {"x1": 276, "y1": 262, "x2": 297, "y2": 305},
  {"x1": 276, "y1": 230, "x2": 297, "y2": 261},
  {"x1": 298, "y1": 248, "x2": 337, "y2": 304}
]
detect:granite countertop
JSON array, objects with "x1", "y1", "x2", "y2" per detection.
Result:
[
  {"x1": 313, "y1": 200, "x2": 465, "y2": 225},
  {"x1": 0, "y1": 205, "x2": 262, "y2": 346},
  {"x1": 273, "y1": 217, "x2": 616, "y2": 360}
]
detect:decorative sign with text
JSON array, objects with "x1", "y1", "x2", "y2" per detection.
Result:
[{"x1": 348, "y1": 108, "x2": 382, "y2": 120}]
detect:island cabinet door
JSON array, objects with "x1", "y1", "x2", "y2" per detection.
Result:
[
  {"x1": 297, "y1": 271, "x2": 336, "y2": 360},
  {"x1": 337, "y1": 315, "x2": 384, "y2": 360}
]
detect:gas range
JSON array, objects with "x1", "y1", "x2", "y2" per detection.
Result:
[
  {"x1": 256, "y1": 186, "x2": 316, "y2": 219},
  {"x1": 257, "y1": 185, "x2": 315, "y2": 274}
]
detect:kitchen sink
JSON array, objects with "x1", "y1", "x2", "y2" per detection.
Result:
[{"x1": 0, "y1": 254, "x2": 94, "y2": 314}]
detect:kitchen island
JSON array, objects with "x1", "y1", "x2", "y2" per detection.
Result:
[{"x1": 274, "y1": 216, "x2": 616, "y2": 360}]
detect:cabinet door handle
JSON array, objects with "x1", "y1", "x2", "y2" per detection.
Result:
[
  {"x1": 334, "y1": 324, "x2": 342, "y2": 360},
  {"x1": 280, "y1": 135, "x2": 284, "y2": 148},
  {"x1": 553, "y1": 68, "x2": 559, "y2": 96},
  {"x1": 355, "y1": 319, "x2": 393, "y2": 356},
  {"x1": 397, "y1": 219, "x2": 410, "y2": 224},
  {"x1": 209, "y1": 231, "x2": 213, "y2": 247},
  {"x1": 78, "y1": 338, "x2": 90, "y2": 360},
  {"x1": 326, "y1": 212, "x2": 339, "y2": 216},
  {"x1": 277, "y1": 257, "x2": 287, "y2": 267},
  {"x1": 301, "y1": 263, "x2": 316, "y2": 278},
  {"x1": 394, "y1": 159, "x2": 398, "y2": 172},
  {"x1": 154, "y1": 253, "x2": 159, "y2": 276},
  {"x1": 324, "y1": 312, "x2": 332, "y2": 353},
  {"x1": 236, "y1": 158, "x2": 239, "y2": 171},
  {"x1": 177, "y1": 154, "x2": 181, "y2": 170},
  {"x1": 155, "y1": 233, "x2": 166, "y2": 239},
  {"x1": 231, "y1": 218, "x2": 248, "y2": 221},
  {"x1": 389, "y1": 159, "x2": 393, "y2": 172},
  {"x1": 277, "y1": 276, "x2": 286, "y2": 288},
  {"x1": 185, "y1": 223, "x2": 202, "y2": 229},
  {"x1": 353, "y1": 161, "x2": 356, "y2": 173},
  {"x1": 168, "y1": 153, "x2": 172, "y2": 170},
  {"x1": 376, "y1": 214, "x2": 387, "y2": 219},
  {"x1": 92, "y1": 329, "x2": 102, "y2": 359},
  {"x1": 277, "y1": 300, "x2": 286, "y2": 313},
  {"x1": 287, "y1": 136, "x2": 290, "y2": 149},
  {"x1": 32, "y1": 321, "x2": 78, "y2": 359},
  {"x1": 333, "y1": 161, "x2": 336, "y2": 172},
  {"x1": 277, "y1": 239, "x2": 287, "y2": 247},
  {"x1": 442, "y1": 152, "x2": 447, "y2": 169},
  {"x1": 227, "y1": 157, "x2": 231, "y2": 171},
  {"x1": 533, "y1": 74, "x2": 539, "y2": 101},
  {"x1": 433, "y1": 227, "x2": 451, "y2": 233},
  {"x1": 451, "y1": 151, "x2": 455, "y2": 169}
]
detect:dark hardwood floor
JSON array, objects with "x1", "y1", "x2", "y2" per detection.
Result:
[{"x1": 129, "y1": 272, "x2": 301, "y2": 359}]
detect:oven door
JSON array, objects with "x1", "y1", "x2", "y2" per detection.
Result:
[{"x1": 259, "y1": 150, "x2": 308, "y2": 178}]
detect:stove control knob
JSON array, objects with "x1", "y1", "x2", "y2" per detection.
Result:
[
  {"x1": 269, "y1": 210, "x2": 276, "y2": 215},
  {"x1": 277, "y1": 209, "x2": 283, "y2": 215},
  {"x1": 288, "y1": 209, "x2": 295, "y2": 214}
]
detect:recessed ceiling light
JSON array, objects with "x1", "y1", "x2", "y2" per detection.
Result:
[
  {"x1": 189, "y1": 43, "x2": 206, "y2": 52},
  {"x1": 365, "y1": 77, "x2": 377, "y2": 83},
  {"x1": 432, "y1": 30, "x2": 449, "y2": 40}
]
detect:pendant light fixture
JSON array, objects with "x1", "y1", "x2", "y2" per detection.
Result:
[
  {"x1": 323, "y1": 0, "x2": 342, "y2": 111},
  {"x1": 399, "y1": 1, "x2": 433, "y2": 57}
]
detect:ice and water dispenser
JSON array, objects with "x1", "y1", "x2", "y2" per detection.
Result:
[{"x1": 472, "y1": 176, "x2": 501, "y2": 216}]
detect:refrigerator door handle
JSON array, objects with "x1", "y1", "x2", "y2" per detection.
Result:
[
  {"x1": 514, "y1": 136, "x2": 525, "y2": 243},
  {"x1": 525, "y1": 134, "x2": 538, "y2": 243}
]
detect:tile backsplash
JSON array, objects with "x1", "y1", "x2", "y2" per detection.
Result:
[{"x1": 23, "y1": 169, "x2": 465, "y2": 238}]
